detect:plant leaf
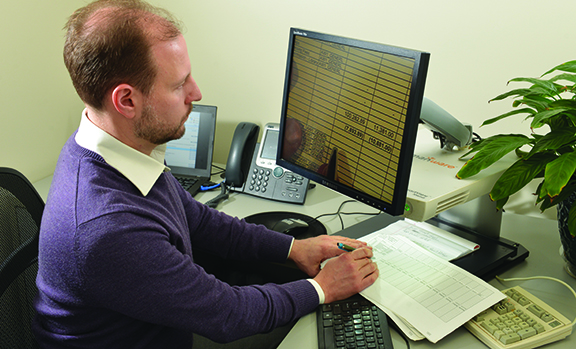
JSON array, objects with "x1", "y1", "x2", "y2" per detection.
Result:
[
  {"x1": 548, "y1": 72, "x2": 576, "y2": 85},
  {"x1": 539, "y1": 180, "x2": 576, "y2": 211},
  {"x1": 541, "y1": 151, "x2": 576, "y2": 198},
  {"x1": 531, "y1": 108, "x2": 570, "y2": 129},
  {"x1": 489, "y1": 87, "x2": 551, "y2": 102},
  {"x1": 481, "y1": 108, "x2": 535, "y2": 126},
  {"x1": 456, "y1": 135, "x2": 531, "y2": 179},
  {"x1": 519, "y1": 95, "x2": 553, "y2": 112},
  {"x1": 495, "y1": 196, "x2": 509, "y2": 211},
  {"x1": 550, "y1": 99, "x2": 576, "y2": 109},
  {"x1": 508, "y1": 77, "x2": 559, "y2": 95},
  {"x1": 529, "y1": 128, "x2": 576, "y2": 154},
  {"x1": 489, "y1": 153, "x2": 551, "y2": 201},
  {"x1": 542, "y1": 60, "x2": 576, "y2": 76},
  {"x1": 458, "y1": 134, "x2": 515, "y2": 159}
]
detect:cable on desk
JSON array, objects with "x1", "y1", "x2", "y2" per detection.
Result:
[
  {"x1": 313, "y1": 199, "x2": 380, "y2": 231},
  {"x1": 386, "y1": 319, "x2": 410, "y2": 349},
  {"x1": 495, "y1": 274, "x2": 576, "y2": 327},
  {"x1": 204, "y1": 184, "x2": 229, "y2": 209},
  {"x1": 210, "y1": 163, "x2": 226, "y2": 177},
  {"x1": 200, "y1": 181, "x2": 222, "y2": 191},
  {"x1": 313, "y1": 200, "x2": 356, "y2": 230}
]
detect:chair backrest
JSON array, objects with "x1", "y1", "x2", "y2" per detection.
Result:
[{"x1": 0, "y1": 167, "x2": 44, "y2": 349}]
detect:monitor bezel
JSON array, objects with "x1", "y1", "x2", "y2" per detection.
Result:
[{"x1": 276, "y1": 28, "x2": 430, "y2": 216}]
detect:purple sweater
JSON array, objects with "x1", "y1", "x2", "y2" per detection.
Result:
[{"x1": 33, "y1": 134, "x2": 319, "y2": 348}]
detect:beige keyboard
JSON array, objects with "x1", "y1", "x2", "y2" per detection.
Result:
[{"x1": 465, "y1": 286, "x2": 572, "y2": 349}]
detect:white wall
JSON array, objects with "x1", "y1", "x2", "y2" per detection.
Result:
[
  {"x1": 166, "y1": 0, "x2": 576, "y2": 165},
  {"x1": 0, "y1": 1, "x2": 83, "y2": 183},
  {"x1": 1, "y1": 0, "x2": 573, "y2": 218}
]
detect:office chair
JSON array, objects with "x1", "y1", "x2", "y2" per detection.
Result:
[{"x1": 0, "y1": 167, "x2": 44, "y2": 349}]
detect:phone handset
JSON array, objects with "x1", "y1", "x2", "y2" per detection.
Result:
[
  {"x1": 224, "y1": 122, "x2": 260, "y2": 188},
  {"x1": 205, "y1": 122, "x2": 259, "y2": 209}
]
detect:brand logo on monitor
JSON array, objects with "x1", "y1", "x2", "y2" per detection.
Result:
[{"x1": 321, "y1": 180, "x2": 337, "y2": 190}]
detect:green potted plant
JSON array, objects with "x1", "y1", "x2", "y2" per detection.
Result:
[{"x1": 456, "y1": 60, "x2": 576, "y2": 278}]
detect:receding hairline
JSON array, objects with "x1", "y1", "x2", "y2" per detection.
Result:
[{"x1": 78, "y1": 4, "x2": 183, "y2": 43}]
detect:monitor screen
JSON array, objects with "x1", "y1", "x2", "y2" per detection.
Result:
[{"x1": 277, "y1": 28, "x2": 430, "y2": 215}]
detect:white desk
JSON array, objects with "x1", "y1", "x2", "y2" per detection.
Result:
[
  {"x1": 34, "y1": 175, "x2": 576, "y2": 348},
  {"x1": 277, "y1": 212, "x2": 576, "y2": 349}
]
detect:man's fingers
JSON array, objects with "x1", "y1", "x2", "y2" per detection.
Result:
[
  {"x1": 340, "y1": 237, "x2": 369, "y2": 249},
  {"x1": 359, "y1": 258, "x2": 377, "y2": 274},
  {"x1": 330, "y1": 235, "x2": 369, "y2": 249},
  {"x1": 350, "y1": 247, "x2": 373, "y2": 259},
  {"x1": 361, "y1": 268, "x2": 379, "y2": 289}
]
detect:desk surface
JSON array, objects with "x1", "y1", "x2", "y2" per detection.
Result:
[{"x1": 33, "y1": 175, "x2": 576, "y2": 348}]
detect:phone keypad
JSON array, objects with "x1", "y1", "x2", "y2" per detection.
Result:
[
  {"x1": 246, "y1": 167, "x2": 307, "y2": 203},
  {"x1": 249, "y1": 168, "x2": 270, "y2": 192}
]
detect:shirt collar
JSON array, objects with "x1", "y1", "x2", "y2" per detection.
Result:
[{"x1": 75, "y1": 109, "x2": 168, "y2": 196}]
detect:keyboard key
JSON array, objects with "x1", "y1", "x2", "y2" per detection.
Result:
[
  {"x1": 500, "y1": 333, "x2": 521, "y2": 344},
  {"x1": 518, "y1": 327, "x2": 537, "y2": 339}
]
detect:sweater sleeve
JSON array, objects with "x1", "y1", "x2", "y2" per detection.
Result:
[
  {"x1": 174, "y1": 177, "x2": 296, "y2": 263},
  {"x1": 75, "y1": 211, "x2": 319, "y2": 343}
]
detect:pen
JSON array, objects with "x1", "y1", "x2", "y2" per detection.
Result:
[{"x1": 337, "y1": 242, "x2": 355, "y2": 252}]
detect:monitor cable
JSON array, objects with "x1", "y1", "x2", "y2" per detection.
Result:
[{"x1": 313, "y1": 199, "x2": 381, "y2": 231}]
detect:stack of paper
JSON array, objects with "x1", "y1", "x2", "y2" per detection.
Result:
[
  {"x1": 380, "y1": 219, "x2": 480, "y2": 261},
  {"x1": 359, "y1": 226, "x2": 505, "y2": 343}
]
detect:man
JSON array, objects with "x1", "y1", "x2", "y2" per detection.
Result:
[{"x1": 33, "y1": 1, "x2": 379, "y2": 348}]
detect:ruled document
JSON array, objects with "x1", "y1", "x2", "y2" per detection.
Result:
[{"x1": 359, "y1": 232, "x2": 505, "y2": 343}]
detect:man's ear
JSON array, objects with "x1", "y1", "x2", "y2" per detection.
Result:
[{"x1": 111, "y1": 84, "x2": 140, "y2": 119}]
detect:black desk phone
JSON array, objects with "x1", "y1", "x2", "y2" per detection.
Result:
[{"x1": 224, "y1": 122, "x2": 309, "y2": 204}]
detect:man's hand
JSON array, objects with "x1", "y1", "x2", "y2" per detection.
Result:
[
  {"x1": 288, "y1": 235, "x2": 379, "y2": 303},
  {"x1": 313, "y1": 248, "x2": 378, "y2": 303},
  {"x1": 288, "y1": 235, "x2": 370, "y2": 277}
]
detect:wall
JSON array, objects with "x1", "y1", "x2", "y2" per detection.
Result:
[
  {"x1": 167, "y1": 0, "x2": 576, "y2": 218},
  {"x1": 0, "y1": 1, "x2": 83, "y2": 183},
  {"x1": 167, "y1": 0, "x2": 576, "y2": 164},
  {"x1": 1, "y1": 0, "x2": 574, "y2": 217}
]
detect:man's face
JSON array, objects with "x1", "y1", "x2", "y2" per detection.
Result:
[
  {"x1": 135, "y1": 34, "x2": 202, "y2": 145},
  {"x1": 134, "y1": 100, "x2": 191, "y2": 145}
]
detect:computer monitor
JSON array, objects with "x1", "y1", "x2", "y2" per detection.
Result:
[{"x1": 276, "y1": 28, "x2": 430, "y2": 216}]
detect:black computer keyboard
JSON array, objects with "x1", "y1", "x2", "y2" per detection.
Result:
[
  {"x1": 175, "y1": 176, "x2": 198, "y2": 191},
  {"x1": 317, "y1": 294, "x2": 394, "y2": 349}
]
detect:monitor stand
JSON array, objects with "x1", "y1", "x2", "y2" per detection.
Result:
[{"x1": 338, "y1": 194, "x2": 529, "y2": 281}]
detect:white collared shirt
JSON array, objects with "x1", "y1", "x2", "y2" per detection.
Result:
[{"x1": 75, "y1": 109, "x2": 167, "y2": 196}]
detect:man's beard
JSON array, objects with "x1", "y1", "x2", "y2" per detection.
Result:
[{"x1": 135, "y1": 103, "x2": 192, "y2": 145}]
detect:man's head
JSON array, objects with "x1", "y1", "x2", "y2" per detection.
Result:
[
  {"x1": 64, "y1": 0, "x2": 182, "y2": 110},
  {"x1": 65, "y1": 0, "x2": 202, "y2": 152}
]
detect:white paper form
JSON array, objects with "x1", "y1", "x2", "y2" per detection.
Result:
[
  {"x1": 382, "y1": 220, "x2": 480, "y2": 261},
  {"x1": 359, "y1": 233, "x2": 505, "y2": 343}
]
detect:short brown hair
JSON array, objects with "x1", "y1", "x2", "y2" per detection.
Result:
[{"x1": 64, "y1": 0, "x2": 182, "y2": 110}]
